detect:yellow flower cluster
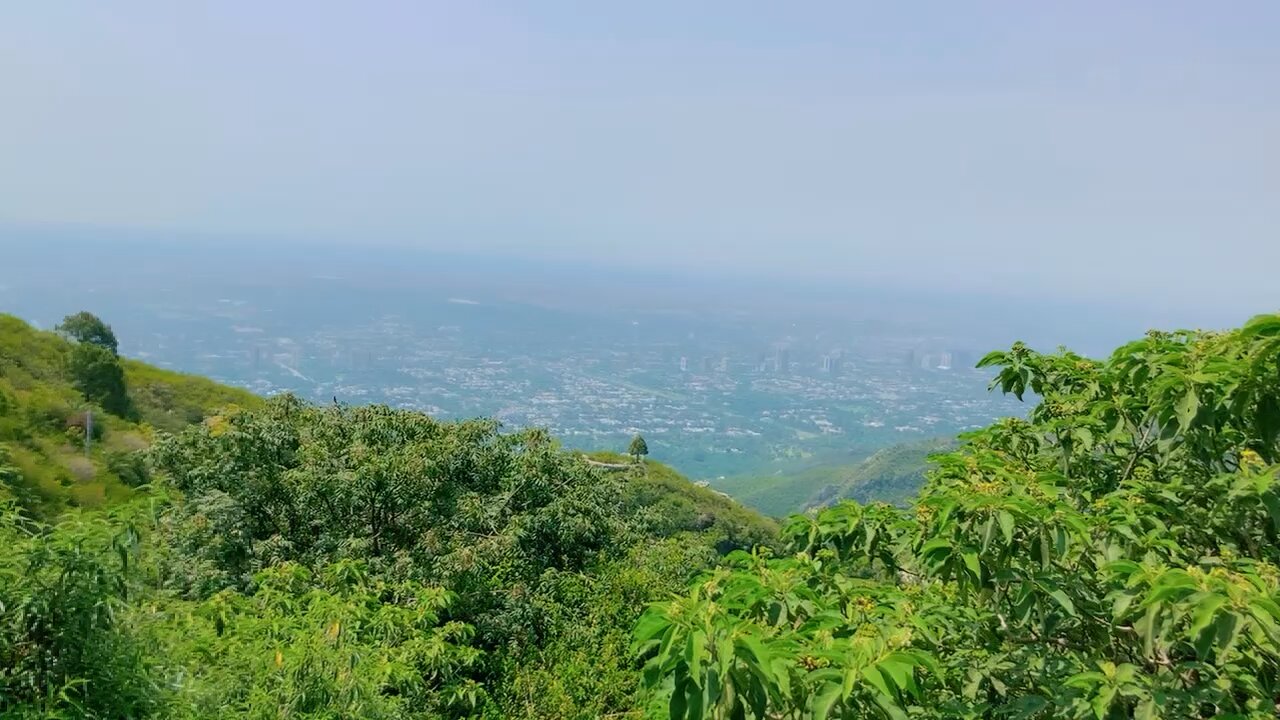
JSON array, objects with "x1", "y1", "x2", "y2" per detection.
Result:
[
  {"x1": 850, "y1": 595, "x2": 877, "y2": 613},
  {"x1": 1239, "y1": 449, "x2": 1264, "y2": 469},
  {"x1": 205, "y1": 414, "x2": 229, "y2": 437},
  {"x1": 1257, "y1": 562, "x2": 1279, "y2": 589},
  {"x1": 887, "y1": 627, "x2": 914, "y2": 648},
  {"x1": 797, "y1": 655, "x2": 831, "y2": 670}
]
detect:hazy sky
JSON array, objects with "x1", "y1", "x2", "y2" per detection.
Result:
[{"x1": 2, "y1": 2, "x2": 1277, "y2": 309}]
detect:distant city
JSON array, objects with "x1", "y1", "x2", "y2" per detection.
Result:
[
  {"x1": 17, "y1": 296, "x2": 1018, "y2": 483},
  {"x1": 0, "y1": 242, "x2": 1042, "y2": 482}
]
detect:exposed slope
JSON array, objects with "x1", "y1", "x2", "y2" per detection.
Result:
[{"x1": 0, "y1": 313, "x2": 259, "y2": 514}]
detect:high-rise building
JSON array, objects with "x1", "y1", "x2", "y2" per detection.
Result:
[
  {"x1": 702, "y1": 356, "x2": 714, "y2": 373},
  {"x1": 717, "y1": 356, "x2": 729, "y2": 372},
  {"x1": 919, "y1": 353, "x2": 934, "y2": 370},
  {"x1": 774, "y1": 347, "x2": 790, "y2": 374},
  {"x1": 937, "y1": 352, "x2": 953, "y2": 370},
  {"x1": 679, "y1": 356, "x2": 688, "y2": 372}
]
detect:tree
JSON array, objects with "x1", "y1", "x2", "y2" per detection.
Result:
[
  {"x1": 57, "y1": 312, "x2": 133, "y2": 417},
  {"x1": 57, "y1": 311, "x2": 119, "y2": 355},
  {"x1": 149, "y1": 397, "x2": 628, "y2": 646},
  {"x1": 628, "y1": 434, "x2": 649, "y2": 463},
  {"x1": 68, "y1": 342, "x2": 132, "y2": 417}
]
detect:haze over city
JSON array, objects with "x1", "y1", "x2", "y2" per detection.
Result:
[{"x1": 3, "y1": 1, "x2": 1278, "y2": 316}]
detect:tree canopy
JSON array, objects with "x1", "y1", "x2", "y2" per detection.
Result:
[
  {"x1": 67, "y1": 341, "x2": 133, "y2": 417},
  {"x1": 56, "y1": 311, "x2": 119, "y2": 355},
  {"x1": 56, "y1": 311, "x2": 133, "y2": 417},
  {"x1": 630, "y1": 433, "x2": 650, "y2": 461}
]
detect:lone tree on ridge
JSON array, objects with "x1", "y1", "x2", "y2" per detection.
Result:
[{"x1": 627, "y1": 434, "x2": 649, "y2": 464}]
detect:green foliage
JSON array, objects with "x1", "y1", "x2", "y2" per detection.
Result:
[
  {"x1": 637, "y1": 313, "x2": 1280, "y2": 719},
  {"x1": 0, "y1": 503, "x2": 157, "y2": 719},
  {"x1": 155, "y1": 561, "x2": 483, "y2": 719},
  {"x1": 149, "y1": 399, "x2": 628, "y2": 640},
  {"x1": 0, "y1": 313, "x2": 253, "y2": 516},
  {"x1": 497, "y1": 538, "x2": 720, "y2": 718},
  {"x1": 0, "y1": 448, "x2": 19, "y2": 504},
  {"x1": 630, "y1": 433, "x2": 651, "y2": 461},
  {"x1": 56, "y1": 311, "x2": 119, "y2": 356},
  {"x1": 0, "y1": 310, "x2": 784, "y2": 718},
  {"x1": 104, "y1": 449, "x2": 149, "y2": 488},
  {"x1": 56, "y1": 311, "x2": 134, "y2": 419},
  {"x1": 140, "y1": 398, "x2": 772, "y2": 716},
  {"x1": 67, "y1": 342, "x2": 133, "y2": 418}
]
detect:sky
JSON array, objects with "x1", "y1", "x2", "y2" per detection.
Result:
[{"x1": 2, "y1": 2, "x2": 1277, "y2": 311}]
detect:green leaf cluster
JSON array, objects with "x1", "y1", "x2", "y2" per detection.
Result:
[{"x1": 637, "y1": 313, "x2": 1280, "y2": 719}]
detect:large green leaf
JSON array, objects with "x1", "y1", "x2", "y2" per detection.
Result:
[
  {"x1": 1175, "y1": 388, "x2": 1200, "y2": 430},
  {"x1": 810, "y1": 682, "x2": 843, "y2": 720}
]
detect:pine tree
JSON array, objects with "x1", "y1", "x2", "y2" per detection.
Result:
[{"x1": 627, "y1": 434, "x2": 649, "y2": 463}]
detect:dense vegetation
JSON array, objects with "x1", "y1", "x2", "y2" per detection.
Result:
[
  {"x1": 0, "y1": 312, "x2": 772, "y2": 719},
  {"x1": 5, "y1": 311, "x2": 1280, "y2": 719},
  {"x1": 637, "y1": 314, "x2": 1280, "y2": 719}
]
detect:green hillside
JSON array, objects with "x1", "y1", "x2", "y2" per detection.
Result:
[
  {"x1": 0, "y1": 313, "x2": 259, "y2": 515},
  {"x1": 586, "y1": 450, "x2": 778, "y2": 550},
  {"x1": 712, "y1": 463, "x2": 850, "y2": 517},
  {"x1": 711, "y1": 437, "x2": 952, "y2": 517},
  {"x1": 803, "y1": 436, "x2": 955, "y2": 510}
]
